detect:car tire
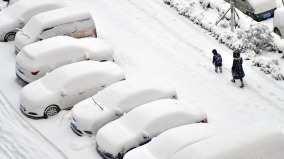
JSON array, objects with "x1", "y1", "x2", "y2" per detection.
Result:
[
  {"x1": 4, "y1": 32, "x2": 16, "y2": 42},
  {"x1": 44, "y1": 105, "x2": 60, "y2": 118},
  {"x1": 274, "y1": 28, "x2": 282, "y2": 37}
]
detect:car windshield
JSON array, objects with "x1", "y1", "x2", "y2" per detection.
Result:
[{"x1": 21, "y1": 17, "x2": 42, "y2": 39}]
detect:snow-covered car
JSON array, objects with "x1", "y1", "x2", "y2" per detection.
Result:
[
  {"x1": 0, "y1": 0, "x2": 65, "y2": 42},
  {"x1": 0, "y1": 0, "x2": 21, "y2": 11},
  {"x1": 170, "y1": 123, "x2": 284, "y2": 159},
  {"x1": 70, "y1": 79, "x2": 178, "y2": 136},
  {"x1": 14, "y1": 7, "x2": 97, "y2": 52},
  {"x1": 16, "y1": 36, "x2": 113, "y2": 83},
  {"x1": 96, "y1": 99, "x2": 208, "y2": 159},
  {"x1": 273, "y1": 8, "x2": 284, "y2": 37},
  {"x1": 225, "y1": 0, "x2": 276, "y2": 21},
  {"x1": 124, "y1": 123, "x2": 224, "y2": 159},
  {"x1": 20, "y1": 61, "x2": 125, "y2": 119}
]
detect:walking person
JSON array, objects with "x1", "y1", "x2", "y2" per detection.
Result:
[
  {"x1": 231, "y1": 50, "x2": 245, "y2": 88},
  {"x1": 212, "y1": 49, "x2": 222, "y2": 73}
]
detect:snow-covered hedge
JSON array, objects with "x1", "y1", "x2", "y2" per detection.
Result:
[{"x1": 163, "y1": 0, "x2": 284, "y2": 80}]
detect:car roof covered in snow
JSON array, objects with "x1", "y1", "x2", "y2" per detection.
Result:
[
  {"x1": 21, "y1": 36, "x2": 113, "y2": 60},
  {"x1": 124, "y1": 123, "x2": 226, "y2": 159},
  {"x1": 170, "y1": 123, "x2": 284, "y2": 159},
  {"x1": 247, "y1": 0, "x2": 276, "y2": 14},
  {"x1": 96, "y1": 99, "x2": 207, "y2": 156},
  {"x1": 38, "y1": 61, "x2": 124, "y2": 90},
  {"x1": 94, "y1": 79, "x2": 177, "y2": 111},
  {"x1": 27, "y1": 7, "x2": 92, "y2": 31}
]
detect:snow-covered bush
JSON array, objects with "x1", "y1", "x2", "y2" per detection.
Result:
[
  {"x1": 239, "y1": 23, "x2": 277, "y2": 54},
  {"x1": 252, "y1": 58, "x2": 284, "y2": 80}
]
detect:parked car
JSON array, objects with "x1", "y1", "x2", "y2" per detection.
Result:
[
  {"x1": 170, "y1": 123, "x2": 284, "y2": 159},
  {"x1": 224, "y1": 0, "x2": 277, "y2": 21},
  {"x1": 124, "y1": 123, "x2": 224, "y2": 159},
  {"x1": 70, "y1": 79, "x2": 178, "y2": 136},
  {"x1": 19, "y1": 61, "x2": 125, "y2": 119},
  {"x1": 0, "y1": 0, "x2": 65, "y2": 42},
  {"x1": 273, "y1": 8, "x2": 284, "y2": 37},
  {"x1": 96, "y1": 99, "x2": 207, "y2": 159},
  {"x1": 14, "y1": 7, "x2": 97, "y2": 52},
  {"x1": 16, "y1": 36, "x2": 113, "y2": 83},
  {"x1": 0, "y1": 0, "x2": 20, "y2": 10}
]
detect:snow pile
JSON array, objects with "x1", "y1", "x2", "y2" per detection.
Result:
[{"x1": 163, "y1": 0, "x2": 284, "y2": 80}]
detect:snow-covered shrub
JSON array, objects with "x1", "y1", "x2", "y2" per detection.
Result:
[
  {"x1": 239, "y1": 23, "x2": 277, "y2": 54},
  {"x1": 252, "y1": 57, "x2": 284, "y2": 80}
]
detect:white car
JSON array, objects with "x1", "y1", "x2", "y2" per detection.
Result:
[
  {"x1": 70, "y1": 79, "x2": 178, "y2": 136},
  {"x1": 16, "y1": 36, "x2": 114, "y2": 83},
  {"x1": 20, "y1": 61, "x2": 125, "y2": 119},
  {"x1": 0, "y1": 0, "x2": 21, "y2": 11},
  {"x1": 14, "y1": 7, "x2": 97, "y2": 52},
  {"x1": 96, "y1": 99, "x2": 207, "y2": 159},
  {"x1": 273, "y1": 8, "x2": 284, "y2": 37},
  {"x1": 124, "y1": 123, "x2": 224, "y2": 159},
  {"x1": 0, "y1": 0, "x2": 65, "y2": 42},
  {"x1": 170, "y1": 123, "x2": 284, "y2": 159}
]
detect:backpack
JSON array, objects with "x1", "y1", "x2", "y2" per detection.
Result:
[{"x1": 215, "y1": 54, "x2": 222, "y2": 65}]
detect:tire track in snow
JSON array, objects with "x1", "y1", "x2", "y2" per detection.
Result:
[{"x1": 0, "y1": 91, "x2": 68, "y2": 159}]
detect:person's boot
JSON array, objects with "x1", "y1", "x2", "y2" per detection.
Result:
[
  {"x1": 231, "y1": 79, "x2": 235, "y2": 83},
  {"x1": 240, "y1": 83, "x2": 244, "y2": 88}
]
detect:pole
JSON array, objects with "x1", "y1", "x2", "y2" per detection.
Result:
[{"x1": 230, "y1": 1, "x2": 235, "y2": 32}]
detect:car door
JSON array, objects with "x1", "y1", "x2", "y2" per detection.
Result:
[
  {"x1": 60, "y1": 81, "x2": 85, "y2": 109},
  {"x1": 40, "y1": 22, "x2": 76, "y2": 40}
]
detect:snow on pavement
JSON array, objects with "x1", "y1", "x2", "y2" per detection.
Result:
[
  {"x1": 0, "y1": 0, "x2": 284, "y2": 158},
  {"x1": 0, "y1": 91, "x2": 67, "y2": 159}
]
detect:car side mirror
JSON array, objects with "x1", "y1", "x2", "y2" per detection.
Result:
[
  {"x1": 60, "y1": 89, "x2": 67, "y2": 97},
  {"x1": 85, "y1": 52, "x2": 90, "y2": 60},
  {"x1": 19, "y1": 17, "x2": 25, "y2": 25},
  {"x1": 142, "y1": 131, "x2": 149, "y2": 139},
  {"x1": 115, "y1": 108, "x2": 123, "y2": 116}
]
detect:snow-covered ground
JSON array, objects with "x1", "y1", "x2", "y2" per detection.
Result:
[{"x1": 1, "y1": 0, "x2": 284, "y2": 158}]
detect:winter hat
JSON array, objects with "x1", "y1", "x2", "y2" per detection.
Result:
[
  {"x1": 233, "y1": 50, "x2": 240, "y2": 58},
  {"x1": 212, "y1": 49, "x2": 217, "y2": 55}
]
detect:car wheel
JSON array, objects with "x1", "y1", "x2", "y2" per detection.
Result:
[
  {"x1": 44, "y1": 105, "x2": 60, "y2": 118},
  {"x1": 274, "y1": 28, "x2": 282, "y2": 37},
  {"x1": 4, "y1": 32, "x2": 16, "y2": 42}
]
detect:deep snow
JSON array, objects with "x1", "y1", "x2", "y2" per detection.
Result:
[{"x1": 0, "y1": 0, "x2": 284, "y2": 158}]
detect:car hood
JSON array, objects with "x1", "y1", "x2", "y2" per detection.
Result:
[
  {"x1": 14, "y1": 31, "x2": 34, "y2": 51},
  {"x1": 20, "y1": 81, "x2": 55, "y2": 110},
  {"x1": 72, "y1": 98, "x2": 114, "y2": 132}
]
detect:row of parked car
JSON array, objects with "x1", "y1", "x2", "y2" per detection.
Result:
[
  {"x1": 0, "y1": 1, "x2": 210, "y2": 159},
  {"x1": 2, "y1": 0, "x2": 284, "y2": 159}
]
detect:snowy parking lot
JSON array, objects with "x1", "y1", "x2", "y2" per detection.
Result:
[{"x1": 1, "y1": 0, "x2": 284, "y2": 158}]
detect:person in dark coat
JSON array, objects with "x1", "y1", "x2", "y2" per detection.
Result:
[
  {"x1": 212, "y1": 49, "x2": 222, "y2": 73},
  {"x1": 231, "y1": 50, "x2": 245, "y2": 88}
]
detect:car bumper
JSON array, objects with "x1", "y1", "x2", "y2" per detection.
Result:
[
  {"x1": 20, "y1": 104, "x2": 44, "y2": 119},
  {"x1": 70, "y1": 122, "x2": 83, "y2": 136},
  {"x1": 96, "y1": 145, "x2": 116, "y2": 159},
  {"x1": 16, "y1": 73, "x2": 29, "y2": 84},
  {"x1": 253, "y1": 8, "x2": 276, "y2": 21}
]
